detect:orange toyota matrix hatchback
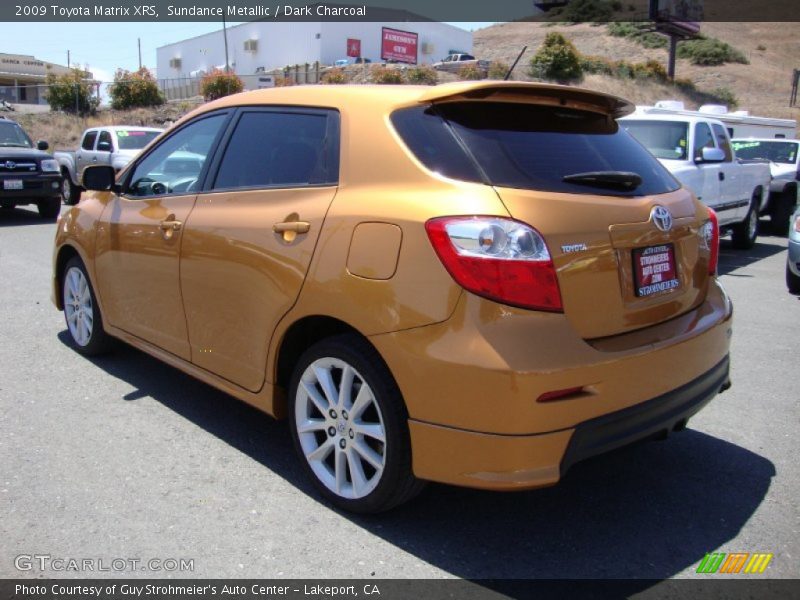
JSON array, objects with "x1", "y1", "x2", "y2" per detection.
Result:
[{"x1": 53, "y1": 82, "x2": 732, "y2": 513}]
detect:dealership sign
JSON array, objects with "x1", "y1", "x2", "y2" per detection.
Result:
[
  {"x1": 381, "y1": 27, "x2": 418, "y2": 64},
  {"x1": 347, "y1": 38, "x2": 361, "y2": 58}
]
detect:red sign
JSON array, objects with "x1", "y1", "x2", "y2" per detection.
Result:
[
  {"x1": 347, "y1": 38, "x2": 361, "y2": 58},
  {"x1": 381, "y1": 27, "x2": 418, "y2": 65},
  {"x1": 633, "y1": 244, "x2": 680, "y2": 297}
]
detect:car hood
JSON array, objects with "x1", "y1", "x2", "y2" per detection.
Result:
[{"x1": 0, "y1": 147, "x2": 50, "y2": 160}]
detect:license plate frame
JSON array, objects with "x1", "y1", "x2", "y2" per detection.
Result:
[
  {"x1": 632, "y1": 243, "x2": 680, "y2": 298},
  {"x1": 3, "y1": 179, "x2": 24, "y2": 190}
]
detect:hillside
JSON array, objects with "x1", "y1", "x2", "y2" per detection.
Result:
[{"x1": 474, "y1": 21, "x2": 799, "y2": 119}]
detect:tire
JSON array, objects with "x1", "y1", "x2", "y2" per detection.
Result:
[
  {"x1": 37, "y1": 196, "x2": 61, "y2": 220},
  {"x1": 770, "y1": 188, "x2": 797, "y2": 237},
  {"x1": 288, "y1": 334, "x2": 425, "y2": 513},
  {"x1": 731, "y1": 194, "x2": 759, "y2": 250},
  {"x1": 788, "y1": 262, "x2": 800, "y2": 295},
  {"x1": 61, "y1": 171, "x2": 81, "y2": 206},
  {"x1": 62, "y1": 257, "x2": 112, "y2": 356}
]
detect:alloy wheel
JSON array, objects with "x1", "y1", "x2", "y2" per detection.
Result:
[{"x1": 63, "y1": 266, "x2": 94, "y2": 346}]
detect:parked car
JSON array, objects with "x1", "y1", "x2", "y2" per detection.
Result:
[
  {"x1": 53, "y1": 82, "x2": 732, "y2": 513},
  {"x1": 55, "y1": 126, "x2": 162, "y2": 205},
  {"x1": 731, "y1": 138, "x2": 799, "y2": 234},
  {"x1": 621, "y1": 113, "x2": 772, "y2": 249},
  {"x1": 432, "y1": 53, "x2": 490, "y2": 75},
  {"x1": 787, "y1": 207, "x2": 800, "y2": 294},
  {"x1": 0, "y1": 115, "x2": 62, "y2": 219}
]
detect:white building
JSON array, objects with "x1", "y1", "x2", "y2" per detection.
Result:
[{"x1": 156, "y1": 20, "x2": 472, "y2": 84}]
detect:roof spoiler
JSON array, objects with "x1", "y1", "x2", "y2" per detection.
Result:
[{"x1": 416, "y1": 81, "x2": 634, "y2": 119}]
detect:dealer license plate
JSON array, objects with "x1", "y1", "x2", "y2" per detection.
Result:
[
  {"x1": 3, "y1": 179, "x2": 23, "y2": 190},
  {"x1": 633, "y1": 244, "x2": 679, "y2": 297}
]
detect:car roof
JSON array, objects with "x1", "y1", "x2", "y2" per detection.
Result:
[
  {"x1": 191, "y1": 81, "x2": 634, "y2": 121},
  {"x1": 621, "y1": 113, "x2": 726, "y2": 127},
  {"x1": 85, "y1": 125, "x2": 164, "y2": 133}
]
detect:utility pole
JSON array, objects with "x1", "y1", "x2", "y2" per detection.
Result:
[
  {"x1": 667, "y1": 34, "x2": 678, "y2": 80},
  {"x1": 138, "y1": 38, "x2": 142, "y2": 70},
  {"x1": 67, "y1": 50, "x2": 70, "y2": 68},
  {"x1": 222, "y1": 13, "x2": 230, "y2": 73}
]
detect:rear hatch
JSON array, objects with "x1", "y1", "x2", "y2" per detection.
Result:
[{"x1": 395, "y1": 84, "x2": 714, "y2": 339}]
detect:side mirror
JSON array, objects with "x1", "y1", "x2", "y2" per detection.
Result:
[
  {"x1": 82, "y1": 165, "x2": 117, "y2": 192},
  {"x1": 36, "y1": 140, "x2": 49, "y2": 151},
  {"x1": 699, "y1": 147, "x2": 726, "y2": 163},
  {"x1": 97, "y1": 141, "x2": 112, "y2": 152}
]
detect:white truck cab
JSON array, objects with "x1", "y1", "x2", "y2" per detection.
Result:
[{"x1": 621, "y1": 111, "x2": 771, "y2": 249}]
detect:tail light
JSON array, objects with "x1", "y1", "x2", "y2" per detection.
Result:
[
  {"x1": 425, "y1": 216, "x2": 563, "y2": 312},
  {"x1": 701, "y1": 208, "x2": 720, "y2": 275}
]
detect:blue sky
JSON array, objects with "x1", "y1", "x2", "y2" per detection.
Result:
[{"x1": 1, "y1": 21, "x2": 496, "y2": 84}]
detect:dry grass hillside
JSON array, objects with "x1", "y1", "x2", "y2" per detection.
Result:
[{"x1": 474, "y1": 21, "x2": 799, "y2": 119}]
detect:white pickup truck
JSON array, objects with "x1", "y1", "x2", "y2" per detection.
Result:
[
  {"x1": 621, "y1": 113, "x2": 771, "y2": 249},
  {"x1": 55, "y1": 126, "x2": 162, "y2": 205},
  {"x1": 432, "y1": 54, "x2": 490, "y2": 75},
  {"x1": 731, "y1": 138, "x2": 799, "y2": 235}
]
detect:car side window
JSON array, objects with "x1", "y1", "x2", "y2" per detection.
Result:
[
  {"x1": 97, "y1": 130, "x2": 113, "y2": 151},
  {"x1": 693, "y1": 123, "x2": 715, "y2": 161},
  {"x1": 125, "y1": 114, "x2": 227, "y2": 198},
  {"x1": 212, "y1": 110, "x2": 338, "y2": 190},
  {"x1": 82, "y1": 131, "x2": 98, "y2": 151},
  {"x1": 711, "y1": 123, "x2": 733, "y2": 162}
]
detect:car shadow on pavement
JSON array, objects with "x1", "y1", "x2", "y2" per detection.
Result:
[
  {"x1": 0, "y1": 205, "x2": 59, "y2": 227},
  {"x1": 57, "y1": 331, "x2": 776, "y2": 592},
  {"x1": 717, "y1": 234, "x2": 786, "y2": 276}
]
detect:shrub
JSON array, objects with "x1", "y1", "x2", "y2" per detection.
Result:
[
  {"x1": 632, "y1": 59, "x2": 668, "y2": 80},
  {"x1": 457, "y1": 64, "x2": 484, "y2": 81},
  {"x1": 45, "y1": 68, "x2": 99, "y2": 115},
  {"x1": 200, "y1": 69, "x2": 244, "y2": 101},
  {"x1": 108, "y1": 67, "x2": 164, "y2": 110},
  {"x1": 321, "y1": 67, "x2": 347, "y2": 84},
  {"x1": 678, "y1": 37, "x2": 749, "y2": 66},
  {"x1": 274, "y1": 76, "x2": 295, "y2": 87},
  {"x1": 756, "y1": 44, "x2": 766, "y2": 51},
  {"x1": 370, "y1": 66, "x2": 405, "y2": 84},
  {"x1": 487, "y1": 61, "x2": 510, "y2": 80},
  {"x1": 529, "y1": 32, "x2": 583, "y2": 82},
  {"x1": 607, "y1": 22, "x2": 668, "y2": 48},
  {"x1": 405, "y1": 65, "x2": 438, "y2": 85},
  {"x1": 710, "y1": 86, "x2": 739, "y2": 108},
  {"x1": 551, "y1": 0, "x2": 617, "y2": 23}
]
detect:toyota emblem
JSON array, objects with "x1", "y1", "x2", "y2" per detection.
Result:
[
  {"x1": 651, "y1": 206, "x2": 673, "y2": 232},
  {"x1": 4, "y1": 161, "x2": 16, "y2": 170}
]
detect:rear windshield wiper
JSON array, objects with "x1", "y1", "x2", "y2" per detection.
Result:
[{"x1": 562, "y1": 171, "x2": 643, "y2": 191}]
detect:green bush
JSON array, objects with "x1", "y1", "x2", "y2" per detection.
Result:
[
  {"x1": 607, "y1": 22, "x2": 668, "y2": 48},
  {"x1": 678, "y1": 37, "x2": 749, "y2": 66},
  {"x1": 457, "y1": 64, "x2": 484, "y2": 81},
  {"x1": 529, "y1": 32, "x2": 583, "y2": 82},
  {"x1": 370, "y1": 66, "x2": 405, "y2": 84},
  {"x1": 200, "y1": 69, "x2": 244, "y2": 101},
  {"x1": 321, "y1": 67, "x2": 347, "y2": 84},
  {"x1": 487, "y1": 61, "x2": 510, "y2": 80},
  {"x1": 709, "y1": 86, "x2": 739, "y2": 108},
  {"x1": 405, "y1": 65, "x2": 438, "y2": 85},
  {"x1": 45, "y1": 69, "x2": 98, "y2": 115},
  {"x1": 108, "y1": 67, "x2": 164, "y2": 110},
  {"x1": 551, "y1": 0, "x2": 617, "y2": 23}
]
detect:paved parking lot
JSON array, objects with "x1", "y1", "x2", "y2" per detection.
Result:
[{"x1": 1, "y1": 204, "x2": 797, "y2": 584}]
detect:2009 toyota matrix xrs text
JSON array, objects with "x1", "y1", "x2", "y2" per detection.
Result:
[{"x1": 52, "y1": 81, "x2": 733, "y2": 513}]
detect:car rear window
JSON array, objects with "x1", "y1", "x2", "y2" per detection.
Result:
[{"x1": 391, "y1": 102, "x2": 680, "y2": 196}]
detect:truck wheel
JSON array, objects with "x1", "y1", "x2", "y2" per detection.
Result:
[
  {"x1": 37, "y1": 197, "x2": 61, "y2": 220},
  {"x1": 61, "y1": 171, "x2": 81, "y2": 205},
  {"x1": 731, "y1": 195, "x2": 759, "y2": 250},
  {"x1": 788, "y1": 263, "x2": 800, "y2": 295},
  {"x1": 770, "y1": 187, "x2": 797, "y2": 236}
]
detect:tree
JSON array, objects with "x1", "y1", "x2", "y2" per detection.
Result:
[
  {"x1": 200, "y1": 69, "x2": 244, "y2": 101},
  {"x1": 529, "y1": 32, "x2": 583, "y2": 83},
  {"x1": 108, "y1": 67, "x2": 164, "y2": 110},
  {"x1": 45, "y1": 68, "x2": 98, "y2": 114}
]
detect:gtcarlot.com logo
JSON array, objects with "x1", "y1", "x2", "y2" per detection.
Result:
[
  {"x1": 14, "y1": 554, "x2": 194, "y2": 573},
  {"x1": 696, "y1": 552, "x2": 773, "y2": 574}
]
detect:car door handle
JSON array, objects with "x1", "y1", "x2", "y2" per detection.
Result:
[
  {"x1": 719, "y1": 172, "x2": 725, "y2": 181},
  {"x1": 160, "y1": 219, "x2": 182, "y2": 231},
  {"x1": 273, "y1": 221, "x2": 310, "y2": 234},
  {"x1": 92, "y1": 157, "x2": 97, "y2": 162}
]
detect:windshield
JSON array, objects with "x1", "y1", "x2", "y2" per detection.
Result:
[
  {"x1": 0, "y1": 121, "x2": 33, "y2": 148},
  {"x1": 392, "y1": 102, "x2": 680, "y2": 196},
  {"x1": 115, "y1": 130, "x2": 160, "y2": 151},
  {"x1": 731, "y1": 140, "x2": 798, "y2": 165},
  {"x1": 621, "y1": 120, "x2": 689, "y2": 161}
]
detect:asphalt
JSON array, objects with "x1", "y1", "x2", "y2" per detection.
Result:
[{"x1": 0, "y1": 204, "x2": 797, "y2": 585}]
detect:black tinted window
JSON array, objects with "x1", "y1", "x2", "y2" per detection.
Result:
[
  {"x1": 82, "y1": 131, "x2": 98, "y2": 151},
  {"x1": 393, "y1": 103, "x2": 680, "y2": 196},
  {"x1": 0, "y1": 121, "x2": 32, "y2": 147},
  {"x1": 214, "y1": 111, "x2": 338, "y2": 190}
]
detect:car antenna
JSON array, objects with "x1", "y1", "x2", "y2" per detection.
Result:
[{"x1": 504, "y1": 46, "x2": 528, "y2": 81}]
